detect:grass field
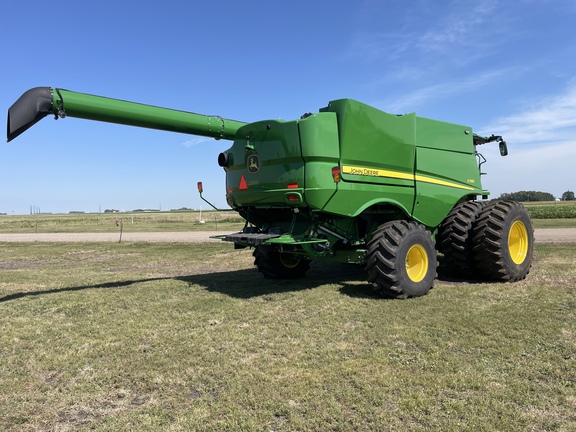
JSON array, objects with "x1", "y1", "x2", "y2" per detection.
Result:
[
  {"x1": 0, "y1": 211, "x2": 245, "y2": 234},
  {"x1": 1, "y1": 240, "x2": 574, "y2": 431}
]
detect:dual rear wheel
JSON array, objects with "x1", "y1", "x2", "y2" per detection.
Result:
[
  {"x1": 439, "y1": 200, "x2": 534, "y2": 281},
  {"x1": 472, "y1": 200, "x2": 534, "y2": 281}
]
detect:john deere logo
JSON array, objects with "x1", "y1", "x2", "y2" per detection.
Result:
[{"x1": 248, "y1": 155, "x2": 260, "y2": 174}]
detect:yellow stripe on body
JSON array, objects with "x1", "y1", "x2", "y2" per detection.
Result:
[{"x1": 342, "y1": 165, "x2": 475, "y2": 191}]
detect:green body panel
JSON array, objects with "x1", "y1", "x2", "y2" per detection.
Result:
[
  {"x1": 319, "y1": 99, "x2": 418, "y2": 218},
  {"x1": 413, "y1": 147, "x2": 482, "y2": 227},
  {"x1": 298, "y1": 113, "x2": 341, "y2": 211},
  {"x1": 224, "y1": 120, "x2": 305, "y2": 207},
  {"x1": 415, "y1": 116, "x2": 474, "y2": 153},
  {"x1": 323, "y1": 99, "x2": 417, "y2": 176},
  {"x1": 411, "y1": 117, "x2": 483, "y2": 226}
]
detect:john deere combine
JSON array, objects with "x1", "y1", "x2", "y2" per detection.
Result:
[{"x1": 7, "y1": 87, "x2": 534, "y2": 298}]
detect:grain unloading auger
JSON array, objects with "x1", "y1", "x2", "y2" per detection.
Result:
[
  {"x1": 7, "y1": 87, "x2": 246, "y2": 142},
  {"x1": 7, "y1": 86, "x2": 534, "y2": 298}
]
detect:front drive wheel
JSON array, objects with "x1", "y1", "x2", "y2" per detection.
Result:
[
  {"x1": 253, "y1": 246, "x2": 310, "y2": 279},
  {"x1": 472, "y1": 200, "x2": 534, "y2": 281},
  {"x1": 365, "y1": 221, "x2": 437, "y2": 299}
]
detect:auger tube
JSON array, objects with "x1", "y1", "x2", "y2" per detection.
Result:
[{"x1": 7, "y1": 87, "x2": 247, "y2": 142}]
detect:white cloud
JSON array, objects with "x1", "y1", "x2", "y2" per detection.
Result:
[
  {"x1": 374, "y1": 67, "x2": 521, "y2": 112},
  {"x1": 181, "y1": 137, "x2": 213, "y2": 147},
  {"x1": 479, "y1": 83, "x2": 576, "y2": 197},
  {"x1": 418, "y1": 0, "x2": 499, "y2": 53},
  {"x1": 481, "y1": 140, "x2": 576, "y2": 198},
  {"x1": 480, "y1": 83, "x2": 576, "y2": 144},
  {"x1": 349, "y1": 0, "x2": 503, "y2": 64}
]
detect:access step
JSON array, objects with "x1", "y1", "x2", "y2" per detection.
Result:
[{"x1": 219, "y1": 232, "x2": 281, "y2": 246}]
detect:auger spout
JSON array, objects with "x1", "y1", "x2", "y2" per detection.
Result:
[{"x1": 7, "y1": 87, "x2": 247, "y2": 142}]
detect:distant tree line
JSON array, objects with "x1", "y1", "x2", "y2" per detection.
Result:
[
  {"x1": 497, "y1": 191, "x2": 555, "y2": 202},
  {"x1": 497, "y1": 190, "x2": 575, "y2": 201}
]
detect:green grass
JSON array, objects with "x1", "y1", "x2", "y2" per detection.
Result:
[
  {"x1": 1, "y1": 241, "x2": 574, "y2": 431},
  {"x1": 531, "y1": 218, "x2": 576, "y2": 228}
]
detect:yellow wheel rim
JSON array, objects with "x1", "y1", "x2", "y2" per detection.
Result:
[
  {"x1": 406, "y1": 244, "x2": 429, "y2": 282},
  {"x1": 280, "y1": 254, "x2": 301, "y2": 269},
  {"x1": 508, "y1": 221, "x2": 529, "y2": 265}
]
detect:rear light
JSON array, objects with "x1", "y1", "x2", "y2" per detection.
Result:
[
  {"x1": 332, "y1": 166, "x2": 341, "y2": 183},
  {"x1": 287, "y1": 182, "x2": 298, "y2": 189},
  {"x1": 284, "y1": 191, "x2": 303, "y2": 205}
]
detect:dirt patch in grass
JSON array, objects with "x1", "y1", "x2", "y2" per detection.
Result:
[{"x1": 0, "y1": 259, "x2": 43, "y2": 270}]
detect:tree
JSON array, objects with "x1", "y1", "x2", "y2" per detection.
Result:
[
  {"x1": 562, "y1": 190, "x2": 575, "y2": 201},
  {"x1": 498, "y1": 191, "x2": 555, "y2": 202}
]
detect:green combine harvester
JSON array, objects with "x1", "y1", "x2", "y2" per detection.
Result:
[{"x1": 7, "y1": 87, "x2": 534, "y2": 298}]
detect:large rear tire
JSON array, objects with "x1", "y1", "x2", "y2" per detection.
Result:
[
  {"x1": 253, "y1": 246, "x2": 310, "y2": 279},
  {"x1": 365, "y1": 221, "x2": 437, "y2": 299},
  {"x1": 438, "y1": 201, "x2": 484, "y2": 276},
  {"x1": 472, "y1": 200, "x2": 534, "y2": 281}
]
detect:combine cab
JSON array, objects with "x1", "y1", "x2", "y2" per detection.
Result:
[{"x1": 8, "y1": 87, "x2": 534, "y2": 298}]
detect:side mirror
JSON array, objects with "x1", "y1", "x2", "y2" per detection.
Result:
[{"x1": 499, "y1": 141, "x2": 508, "y2": 156}]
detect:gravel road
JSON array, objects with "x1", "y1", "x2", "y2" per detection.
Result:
[{"x1": 0, "y1": 229, "x2": 575, "y2": 243}]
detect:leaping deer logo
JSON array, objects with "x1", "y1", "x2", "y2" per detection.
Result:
[{"x1": 248, "y1": 155, "x2": 260, "y2": 173}]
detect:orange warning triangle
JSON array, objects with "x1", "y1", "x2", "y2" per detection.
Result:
[{"x1": 239, "y1": 174, "x2": 248, "y2": 190}]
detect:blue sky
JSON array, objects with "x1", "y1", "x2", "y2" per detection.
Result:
[{"x1": 2, "y1": 0, "x2": 576, "y2": 213}]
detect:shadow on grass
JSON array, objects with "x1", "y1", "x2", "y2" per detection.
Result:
[
  {"x1": 0, "y1": 262, "x2": 378, "y2": 303},
  {"x1": 0, "y1": 279, "x2": 163, "y2": 303},
  {"x1": 181, "y1": 262, "x2": 374, "y2": 299},
  {"x1": 436, "y1": 264, "x2": 493, "y2": 286},
  {"x1": 1, "y1": 260, "x2": 500, "y2": 304}
]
